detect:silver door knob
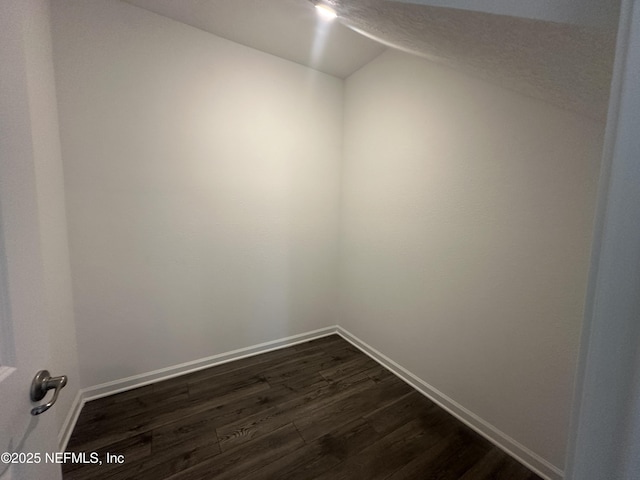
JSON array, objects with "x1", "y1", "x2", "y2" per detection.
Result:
[{"x1": 30, "y1": 370, "x2": 67, "y2": 416}]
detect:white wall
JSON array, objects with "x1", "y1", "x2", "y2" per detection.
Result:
[
  {"x1": 49, "y1": 1, "x2": 610, "y2": 474},
  {"x1": 51, "y1": 0, "x2": 343, "y2": 388},
  {"x1": 340, "y1": 50, "x2": 604, "y2": 472}
]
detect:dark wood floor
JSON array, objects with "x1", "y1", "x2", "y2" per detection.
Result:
[{"x1": 64, "y1": 335, "x2": 542, "y2": 480}]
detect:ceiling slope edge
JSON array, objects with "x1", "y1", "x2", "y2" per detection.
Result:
[{"x1": 328, "y1": 0, "x2": 619, "y2": 119}]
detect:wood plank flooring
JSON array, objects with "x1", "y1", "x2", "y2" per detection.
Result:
[{"x1": 64, "y1": 335, "x2": 542, "y2": 480}]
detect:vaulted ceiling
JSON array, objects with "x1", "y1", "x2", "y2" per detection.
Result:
[
  {"x1": 122, "y1": 0, "x2": 386, "y2": 78},
  {"x1": 123, "y1": 0, "x2": 619, "y2": 119}
]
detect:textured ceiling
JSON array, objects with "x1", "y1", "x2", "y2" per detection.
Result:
[
  {"x1": 331, "y1": 0, "x2": 618, "y2": 119},
  {"x1": 124, "y1": 0, "x2": 618, "y2": 119},
  {"x1": 122, "y1": 0, "x2": 386, "y2": 78},
  {"x1": 386, "y1": 0, "x2": 620, "y2": 28}
]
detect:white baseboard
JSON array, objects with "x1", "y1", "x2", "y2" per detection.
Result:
[
  {"x1": 59, "y1": 326, "x2": 338, "y2": 449},
  {"x1": 81, "y1": 326, "x2": 338, "y2": 402},
  {"x1": 336, "y1": 326, "x2": 563, "y2": 480},
  {"x1": 59, "y1": 324, "x2": 562, "y2": 480}
]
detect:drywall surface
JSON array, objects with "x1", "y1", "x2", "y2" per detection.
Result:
[
  {"x1": 340, "y1": 50, "x2": 604, "y2": 470},
  {"x1": 51, "y1": 0, "x2": 343, "y2": 388},
  {"x1": 335, "y1": 0, "x2": 616, "y2": 119},
  {"x1": 387, "y1": 0, "x2": 619, "y2": 28},
  {"x1": 123, "y1": 0, "x2": 386, "y2": 79}
]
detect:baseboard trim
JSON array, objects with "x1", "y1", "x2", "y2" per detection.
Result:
[
  {"x1": 82, "y1": 326, "x2": 338, "y2": 402},
  {"x1": 61, "y1": 326, "x2": 338, "y2": 449},
  {"x1": 59, "y1": 326, "x2": 339, "y2": 445},
  {"x1": 336, "y1": 326, "x2": 563, "y2": 480},
  {"x1": 60, "y1": 324, "x2": 562, "y2": 480},
  {"x1": 58, "y1": 389, "x2": 84, "y2": 452}
]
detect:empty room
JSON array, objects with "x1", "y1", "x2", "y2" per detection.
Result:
[{"x1": 2, "y1": 0, "x2": 639, "y2": 479}]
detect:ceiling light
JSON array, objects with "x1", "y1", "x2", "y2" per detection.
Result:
[{"x1": 315, "y1": 3, "x2": 337, "y2": 20}]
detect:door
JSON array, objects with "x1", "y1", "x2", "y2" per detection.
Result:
[{"x1": 0, "y1": 1, "x2": 67, "y2": 479}]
